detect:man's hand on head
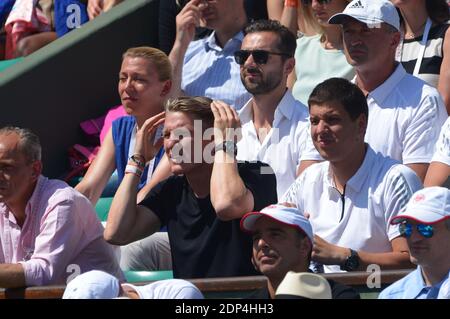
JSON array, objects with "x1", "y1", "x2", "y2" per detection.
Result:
[{"x1": 210, "y1": 100, "x2": 242, "y2": 144}]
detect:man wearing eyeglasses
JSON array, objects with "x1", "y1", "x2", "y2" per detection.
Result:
[
  {"x1": 379, "y1": 187, "x2": 450, "y2": 299},
  {"x1": 168, "y1": 0, "x2": 251, "y2": 110},
  {"x1": 231, "y1": 19, "x2": 321, "y2": 198}
]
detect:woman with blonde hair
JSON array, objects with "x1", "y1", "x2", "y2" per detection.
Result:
[{"x1": 76, "y1": 47, "x2": 172, "y2": 205}]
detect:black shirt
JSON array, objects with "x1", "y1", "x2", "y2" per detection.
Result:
[
  {"x1": 247, "y1": 280, "x2": 360, "y2": 299},
  {"x1": 140, "y1": 162, "x2": 277, "y2": 279}
]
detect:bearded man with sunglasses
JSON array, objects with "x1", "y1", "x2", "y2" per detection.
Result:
[
  {"x1": 232, "y1": 19, "x2": 321, "y2": 198},
  {"x1": 379, "y1": 187, "x2": 450, "y2": 299}
]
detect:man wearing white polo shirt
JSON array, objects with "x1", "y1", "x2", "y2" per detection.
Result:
[
  {"x1": 424, "y1": 117, "x2": 450, "y2": 187},
  {"x1": 232, "y1": 20, "x2": 321, "y2": 197},
  {"x1": 282, "y1": 78, "x2": 422, "y2": 273},
  {"x1": 328, "y1": 0, "x2": 448, "y2": 182}
]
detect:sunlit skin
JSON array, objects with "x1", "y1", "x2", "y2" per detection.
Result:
[
  {"x1": 403, "y1": 219, "x2": 450, "y2": 286},
  {"x1": 309, "y1": 101, "x2": 366, "y2": 164},
  {"x1": 0, "y1": 133, "x2": 41, "y2": 225},
  {"x1": 118, "y1": 57, "x2": 168, "y2": 122},
  {"x1": 342, "y1": 19, "x2": 399, "y2": 74},
  {"x1": 252, "y1": 216, "x2": 311, "y2": 283},
  {"x1": 163, "y1": 111, "x2": 213, "y2": 176},
  {"x1": 239, "y1": 32, "x2": 290, "y2": 96},
  {"x1": 405, "y1": 220, "x2": 450, "y2": 268}
]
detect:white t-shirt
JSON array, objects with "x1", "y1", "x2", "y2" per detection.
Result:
[
  {"x1": 282, "y1": 146, "x2": 422, "y2": 273},
  {"x1": 361, "y1": 64, "x2": 447, "y2": 164},
  {"x1": 237, "y1": 91, "x2": 322, "y2": 197},
  {"x1": 431, "y1": 117, "x2": 450, "y2": 166}
]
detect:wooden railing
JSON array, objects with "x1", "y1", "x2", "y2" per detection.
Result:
[{"x1": 0, "y1": 269, "x2": 412, "y2": 299}]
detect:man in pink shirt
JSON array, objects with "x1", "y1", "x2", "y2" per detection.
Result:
[{"x1": 0, "y1": 126, "x2": 122, "y2": 288}]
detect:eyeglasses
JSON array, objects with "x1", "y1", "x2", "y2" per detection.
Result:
[
  {"x1": 399, "y1": 222, "x2": 434, "y2": 238},
  {"x1": 234, "y1": 50, "x2": 291, "y2": 65},
  {"x1": 301, "y1": 0, "x2": 332, "y2": 5}
]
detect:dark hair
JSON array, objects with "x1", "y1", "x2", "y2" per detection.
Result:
[
  {"x1": 244, "y1": 19, "x2": 297, "y2": 58},
  {"x1": 427, "y1": 0, "x2": 450, "y2": 24},
  {"x1": 308, "y1": 78, "x2": 368, "y2": 121},
  {"x1": 0, "y1": 126, "x2": 41, "y2": 163}
]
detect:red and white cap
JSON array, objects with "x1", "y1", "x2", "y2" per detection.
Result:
[
  {"x1": 391, "y1": 187, "x2": 450, "y2": 225},
  {"x1": 240, "y1": 204, "x2": 313, "y2": 244},
  {"x1": 328, "y1": 0, "x2": 400, "y2": 31}
]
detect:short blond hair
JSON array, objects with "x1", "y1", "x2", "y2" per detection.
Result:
[
  {"x1": 122, "y1": 47, "x2": 172, "y2": 81},
  {"x1": 165, "y1": 96, "x2": 214, "y2": 129}
]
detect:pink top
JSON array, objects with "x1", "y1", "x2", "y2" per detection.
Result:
[
  {"x1": 0, "y1": 176, "x2": 123, "y2": 286},
  {"x1": 100, "y1": 105, "x2": 126, "y2": 144}
]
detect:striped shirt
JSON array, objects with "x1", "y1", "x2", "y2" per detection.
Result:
[
  {"x1": 181, "y1": 31, "x2": 251, "y2": 110},
  {"x1": 399, "y1": 23, "x2": 449, "y2": 88}
]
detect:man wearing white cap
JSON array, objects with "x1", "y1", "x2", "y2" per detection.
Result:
[
  {"x1": 241, "y1": 204, "x2": 359, "y2": 299},
  {"x1": 379, "y1": 187, "x2": 450, "y2": 299},
  {"x1": 328, "y1": 0, "x2": 447, "y2": 182},
  {"x1": 63, "y1": 270, "x2": 204, "y2": 299}
]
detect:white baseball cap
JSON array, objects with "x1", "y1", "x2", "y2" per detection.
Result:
[
  {"x1": 240, "y1": 204, "x2": 313, "y2": 244},
  {"x1": 122, "y1": 279, "x2": 204, "y2": 299},
  {"x1": 275, "y1": 271, "x2": 332, "y2": 299},
  {"x1": 62, "y1": 270, "x2": 120, "y2": 299},
  {"x1": 391, "y1": 187, "x2": 450, "y2": 225},
  {"x1": 328, "y1": 0, "x2": 400, "y2": 31}
]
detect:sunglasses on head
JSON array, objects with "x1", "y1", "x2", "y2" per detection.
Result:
[
  {"x1": 234, "y1": 50, "x2": 291, "y2": 65},
  {"x1": 399, "y1": 222, "x2": 434, "y2": 238},
  {"x1": 301, "y1": 0, "x2": 332, "y2": 5}
]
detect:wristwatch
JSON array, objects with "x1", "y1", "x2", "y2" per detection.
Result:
[
  {"x1": 214, "y1": 141, "x2": 237, "y2": 157},
  {"x1": 340, "y1": 249, "x2": 360, "y2": 272}
]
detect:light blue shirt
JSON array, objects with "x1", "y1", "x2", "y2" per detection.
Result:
[
  {"x1": 292, "y1": 34, "x2": 354, "y2": 105},
  {"x1": 379, "y1": 267, "x2": 447, "y2": 299},
  {"x1": 181, "y1": 31, "x2": 251, "y2": 110}
]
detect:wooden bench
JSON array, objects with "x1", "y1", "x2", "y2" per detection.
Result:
[{"x1": 0, "y1": 269, "x2": 412, "y2": 299}]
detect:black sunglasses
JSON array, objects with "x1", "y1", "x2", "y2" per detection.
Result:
[
  {"x1": 234, "y1": 50, "x2": 291, "y2": 65},
  {"x1": 399, "y1": 222, "x2": 434, "y2": 238},
  {"x1": 301, "y1": 0, "x2": 332, "y2": 4}
]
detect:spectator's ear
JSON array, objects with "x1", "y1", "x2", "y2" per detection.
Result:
[
  {"x1": 283, "y1": 57, "x2": 295, "y2": 77},
  {"x1": 357, "y1": 113, "x2": 367, "y2": 138},
  {"x1": 390, "y1": 32, "x2": 401, "y2": 50},
  {"x1": 30, "y1": 160, "x2": 43, "y2": 180},
  {"x1": 161, "y1": 80, "x2": 172, "y2": 97}
]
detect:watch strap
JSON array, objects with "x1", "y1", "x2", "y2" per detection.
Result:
[{"x1": 214, "y1": 141, "x2": 237, "y2": 157}]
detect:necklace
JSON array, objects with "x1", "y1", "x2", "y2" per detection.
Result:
[{"x1": 404, "y1": 19, "x2": 428, "y2": 39}]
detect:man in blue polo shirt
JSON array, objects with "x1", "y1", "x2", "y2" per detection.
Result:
[{"x1": 379, "y1": 187, "x2": 450, "y2": 299}]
